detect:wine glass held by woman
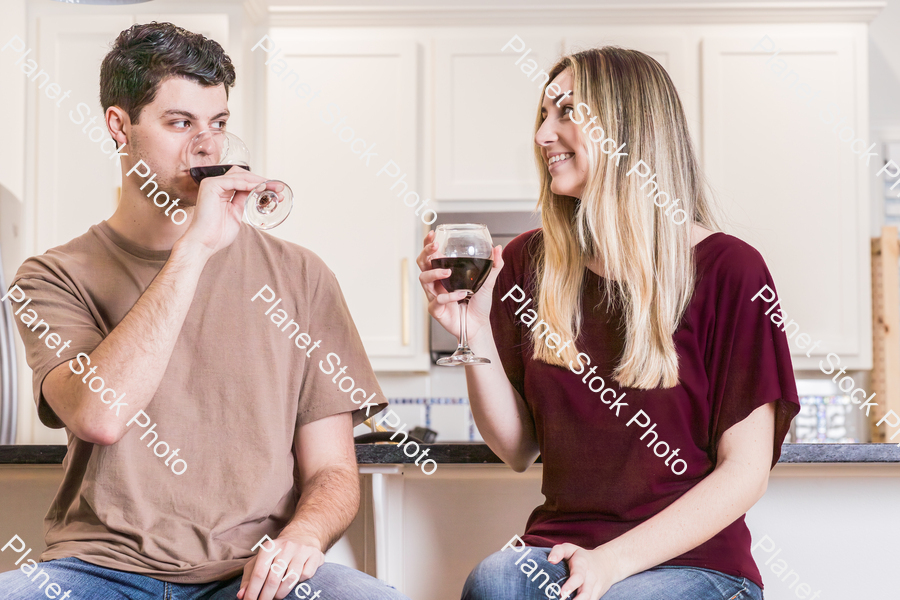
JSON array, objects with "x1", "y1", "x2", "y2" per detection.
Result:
[
  {"x1": 419, "y1": 47, "x2": 800, "y2": 600},
  {"x1": 417, "y1": 229, "x2": 504, "y2": 346}
]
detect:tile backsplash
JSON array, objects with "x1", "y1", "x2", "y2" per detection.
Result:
[
  {"x1": 789, "y1": 395, "x2": 866, "y2": 443},
  {"x1": 384, "y1": 398, "x2": 482, "y2": 442}
]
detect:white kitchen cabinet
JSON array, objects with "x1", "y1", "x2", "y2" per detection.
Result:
[
  {"x1": 434, "y1": 35, "x2": 562, "y2": 204},
  {"x1": 702, "y1": 30, "x2": 871, "y2": 369},
  {"x1": 433, "y1": 32, "x2": 694, "y2": 206},
  {"x1": 33, "y1": 15, "x2": 136, "y2": 255},
  {"x1": 262, "y1": 32, "x2": 429, "y2": 370}
]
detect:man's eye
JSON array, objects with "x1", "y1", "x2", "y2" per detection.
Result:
[
  {"x1": 212, "y1": 121, "x2": 226, "y2": 129},
  {"x1": 173, "y1": 121, "x2": 190, "y2": 129}
]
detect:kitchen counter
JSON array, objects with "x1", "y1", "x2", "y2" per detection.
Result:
[{"x1": 2, "y1": 442, "x2": 899, "y2": 465}]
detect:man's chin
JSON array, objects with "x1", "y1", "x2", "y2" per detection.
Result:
[{"x1": 173, "y1": 194, "x2": 197, "y2": 208}]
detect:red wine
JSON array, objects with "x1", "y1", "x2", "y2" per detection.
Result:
[
  {"x1": 190, "y1": 164, "x2": 250, "y2": 184},
  {"x1": 431, "y1": 257, "x2": 493, "y2": 294}
]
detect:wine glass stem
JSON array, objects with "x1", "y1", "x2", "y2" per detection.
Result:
[{"x1": 458, "y1": 297, "x2": 470, "y2": 352}]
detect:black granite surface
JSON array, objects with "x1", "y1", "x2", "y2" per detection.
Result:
[{"x1": 2, "y1": 443, "x2": 899, "y2": 465}]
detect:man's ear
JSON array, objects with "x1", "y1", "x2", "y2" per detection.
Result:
[{"x1": 106, "y1": 106, "x2": 131, "y2": 148}]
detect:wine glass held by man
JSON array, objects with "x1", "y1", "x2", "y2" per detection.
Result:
[
  {"x1": 417, "y1": 48, "x2": 799, "y2": 600},
  {"x1": 185, "y1": 129, "x2": 293, "y2": 230}
]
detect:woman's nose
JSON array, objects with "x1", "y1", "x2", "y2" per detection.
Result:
[{"x1": 535, "y1": 120, "x2": 557, "y2": 147}]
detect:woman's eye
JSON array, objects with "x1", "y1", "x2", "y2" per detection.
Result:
[{"x1": 561, "y1": 106, "x2": 574, "y2": 119}]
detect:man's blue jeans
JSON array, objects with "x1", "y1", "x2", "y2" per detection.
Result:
[
  {"x1": 462, "y1": 548, "x2": 764, "y2": 600},
  {"x1": 0, "y1": 556, "x2": 410, "y2": 600}
]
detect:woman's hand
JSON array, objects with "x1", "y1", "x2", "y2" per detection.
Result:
[
  {"x1": 549, "y1": 543, "x2": 624, "y2": 600},
  {"x1": 415, "y1": 229, "x2": 503, "y2": 344}
]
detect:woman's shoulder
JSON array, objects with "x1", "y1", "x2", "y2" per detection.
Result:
[
  {"x1": 694, "y1": 231, "x2": 773, "y2": 291},
  {"x1": 502, "y1": 228, "x2": 543, "y2": 265},
  {"x1": 495, "y1": 228, "x2": 542, "y2": 289}
]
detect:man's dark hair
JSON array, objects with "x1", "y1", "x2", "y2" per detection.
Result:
[{"x1": 100, "y1": 22, "x2": 236, "y2": 124}]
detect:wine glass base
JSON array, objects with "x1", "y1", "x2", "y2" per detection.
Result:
[
  {"x1": 245, "y1": 182, "x2": 293, "y2": 230},
  {"x1": 436, "y1": 351, "x2": 491, "y2": 366}
]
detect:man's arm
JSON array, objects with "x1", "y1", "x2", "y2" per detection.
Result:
[
  {"x1": 239, "y1": 411, "x2": 360, "y2": 600},
  {"x1": 41, "y1": 243, "x2": 208, "y2": 445},
  {"x1": 40, "y1": 170, "x2": 268, "y2": 445}
]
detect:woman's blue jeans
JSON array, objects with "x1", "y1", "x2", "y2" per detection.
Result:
[
  {"x1": 0, "y1": 556, "x2": 409, "y2": 600},
  {"x1": 462, "y1": 548, "x2": 764, "y2": 600}
]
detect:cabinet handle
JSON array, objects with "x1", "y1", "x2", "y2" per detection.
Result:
[{"x1": 401, "y1": 258, "x2": 410, "y2": 346}]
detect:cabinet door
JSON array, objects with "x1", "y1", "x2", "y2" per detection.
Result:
[
  {"x1": 34, "y1": 15, "x2": 135, "y2": 254},
  {"x1": 702, "y1": 33, "x2": 871, "y2": 369},
  {"x1": 263, "y1": 34, "x2": 428, "y2": 369},
  {"x1": 434, "y1": 35, "x2": 562, "y2": 203}
]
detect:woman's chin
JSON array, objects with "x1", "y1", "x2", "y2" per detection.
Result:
[{"x1": 550, "y1": 181, "x2": 580, "y2": 198}]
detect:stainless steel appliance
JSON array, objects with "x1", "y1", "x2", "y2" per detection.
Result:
[
  {"x1": 0, "y1": 246, "x2": 18, "y2": 445},
  {"x1": 430, "y1": 210, "x2": 541, "y2": 363}
]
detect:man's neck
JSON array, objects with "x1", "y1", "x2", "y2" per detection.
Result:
[{"x1": 106, "y1": 190, "x2": 194, "y2": 252}]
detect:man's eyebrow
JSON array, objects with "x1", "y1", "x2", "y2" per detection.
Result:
[{"x1": 160, "y1": 109, "x2": 230, "y2": 120}]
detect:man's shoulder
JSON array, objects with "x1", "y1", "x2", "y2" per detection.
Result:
[
  {"x1": 238, "y1": 225, "x2": 336, "y2": 283},
  {"x1": 13, "y1": 224, "x2": 107, "y2": 285}
]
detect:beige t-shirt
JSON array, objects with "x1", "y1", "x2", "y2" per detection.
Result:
[{"x1": 10, "y1": 221, "x2": 386, "y2": 583}]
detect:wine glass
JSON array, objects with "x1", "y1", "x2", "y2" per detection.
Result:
[
  {"x1": 431, "y1": 224, "x2": 494, "y2": 366},
  {"x1": 186, "y1": 130, "x2": 293, "y2": 230}
]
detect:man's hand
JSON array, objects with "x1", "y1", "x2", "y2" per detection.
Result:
[
  {"x1": 548, "y1": 543, "x2": 624, "y2": 600},
  {"x1": 179, "y1": 166, "x2": 273, "y2": 257},
  {"x1": 236, "y1": 413, "x2": 358, "y2": 600},
  {"x1": 238, "y1": 533, "x2": 325, "y2": 600}
]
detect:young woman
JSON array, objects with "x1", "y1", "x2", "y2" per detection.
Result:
[{"x1": 417, "y1": 48, "x2": 800, "y2": 600}]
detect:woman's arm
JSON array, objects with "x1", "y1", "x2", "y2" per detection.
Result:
[
  {"x1": 464, "y1": 322, "x2": 540, "y2": 472},
  {"x1": 416, "y1": 231, "x2": 540, "y2": 471},
  {"x1": 552, "y1": 401, "x2": 776, "y2": 600}
]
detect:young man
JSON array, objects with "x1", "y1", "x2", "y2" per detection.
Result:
[{"x1": 0, "y1": 22, "x2": 406, "y2": 600}]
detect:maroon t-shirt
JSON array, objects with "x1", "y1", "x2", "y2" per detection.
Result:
[{"x1": 490, "y1": 229, "x2": 800, "y2": 589}]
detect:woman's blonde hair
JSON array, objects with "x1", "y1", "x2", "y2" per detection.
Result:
[{"x1": 531, "y1": 47, "x2": 719, "y2": 389}]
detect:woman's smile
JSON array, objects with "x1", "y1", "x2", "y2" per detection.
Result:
[{"x1": 548, "y1": 152, "x2": 574, "y2": 171}]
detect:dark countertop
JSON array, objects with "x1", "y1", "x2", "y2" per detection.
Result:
[{"x1": 2, "y1": 443, "x2": 900, "y2": 466}]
